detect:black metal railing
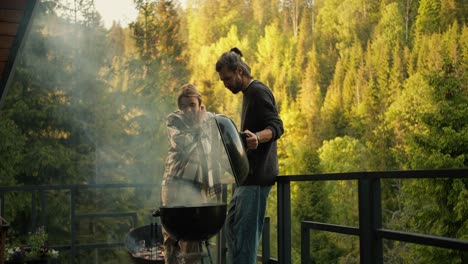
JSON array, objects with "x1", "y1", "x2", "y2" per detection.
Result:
[
  {"x1": 0, "y1": 183, "x2": 157, "y2": 262},
  {"x1": 1, "y1": 169, "x2": 467, "y2": 264},
  {"x1": 270, "y1": 169, "x2": 468, "y2": 264}
]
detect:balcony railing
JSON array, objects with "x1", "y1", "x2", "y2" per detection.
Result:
[
  {"x1": 269, "y1": 169, "x2": 468, "y2": 264},
  {"x1": 0, "y1": 183, "x2": 154, "y2": 262},
  {"x1": 1, "y1": 169, "x2": 467, "y2": 264}
]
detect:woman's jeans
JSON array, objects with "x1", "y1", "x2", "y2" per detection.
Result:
[{"x1": 225, "y1": 185, "x2": 272, "y2": 264}]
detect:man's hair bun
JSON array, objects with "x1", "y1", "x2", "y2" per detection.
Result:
[{"x1": 230, "y1": 47, "x2": 243, "y2": 57}]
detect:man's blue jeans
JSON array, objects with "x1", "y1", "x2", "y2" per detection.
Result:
[{"x1": 225, "y1": 185, "x2": 272, "y2": 264}]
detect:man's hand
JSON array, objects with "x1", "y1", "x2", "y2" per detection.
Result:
[{"x1": 242, "y1": 130, "x2": 258, "y2": 150}]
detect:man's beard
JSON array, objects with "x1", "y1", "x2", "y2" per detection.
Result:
[{"x1": 228, "y1": 80, "x2": 243, "y2": 94}]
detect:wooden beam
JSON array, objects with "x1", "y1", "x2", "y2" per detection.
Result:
[
  {"x1": 0, "y1": 9, "x2": 24, "y2": 23},
  {"x1": 0, "y1": 36, "x2": 14, "y2": 49},
  {"x1": 0, "y1": 22, "x2": 19, "y2": 36},
  {"x1": 0, "y1": 49, "x2": 8, "y2": 61},
  {"x1": 0, "y1": 0, "x2": 27, "y2": 10}
]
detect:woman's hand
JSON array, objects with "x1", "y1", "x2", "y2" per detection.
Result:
[{"x1": 193, "y1": 104, "x2": 206, "y2": 126}]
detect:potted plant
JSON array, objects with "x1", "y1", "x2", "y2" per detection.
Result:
[{"x1": 5, "y1": 226, "x2": 59, "y2": 264}]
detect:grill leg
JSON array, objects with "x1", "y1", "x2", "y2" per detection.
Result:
[
  {"x1": 205, "y1": 240, "x2": 213, "y2": 264},
  {"x1": 169, "y1": 240, "x2": 178, "y2": 264},
  {"x1": 199, "y1": 242, "x2": 204, "y2": 264}
]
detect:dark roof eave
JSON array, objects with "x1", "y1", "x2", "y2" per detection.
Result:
[{"x1": 0, "y1": 0, "x2": 39, "y2": 108}]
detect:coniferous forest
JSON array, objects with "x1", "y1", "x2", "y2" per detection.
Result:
[{"x1": 1, "y1": 0, "x2": 466, "y2": 263}]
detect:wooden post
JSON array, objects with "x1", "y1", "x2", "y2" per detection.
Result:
[{"x1": 1, "y1": 216, "x2": 10, "y2": 264}]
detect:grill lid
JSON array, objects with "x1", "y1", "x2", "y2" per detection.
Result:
[{"x1": 214, "y1": 114, "x2": 249, "y2": 185}]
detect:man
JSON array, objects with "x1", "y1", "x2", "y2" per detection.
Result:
[
  {"x1": 161, "y1": 84, "x2": 223, "y2": 264},
  {"x1": 216, "y1": 47, "x2": 284, "y2": 264}
]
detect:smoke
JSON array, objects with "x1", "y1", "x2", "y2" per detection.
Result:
[
  {"x1": 8, "y1": 1, "x2": 174, "y2": 261},
  {"x1": 5, "y1": 1, "x2": 238, "y2": 262}
]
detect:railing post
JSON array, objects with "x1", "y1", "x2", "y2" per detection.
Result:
[
  {"x1": 261, "y1": 217, "x2": 271, "y2": 263},
  {"x1": 277, "y1": 178, "x2": 291, "y2": 264},
  {"x1": 301, "y1": 221, "x2": 310, "y2": 264},
  {"x1": 31, "y1": 190, "x2": 37, "y2": 231},
  {"x1": 70, "y1": 187, "x2": 77, "y2": 262},
  {"x1": 358, "y1": 175, "x2": 383, "y2": 264},
  {"x1": 40, "y1": 190, "x2": 46, "y2": 228},
  {"x1": 1, "y1": 192, "x2": 4, "y2": 217}
]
